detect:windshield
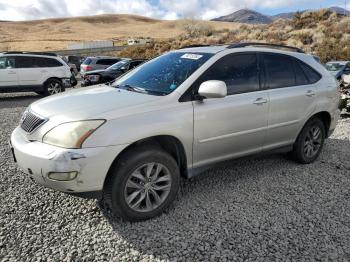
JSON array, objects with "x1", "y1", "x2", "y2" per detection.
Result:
[
  {"x1": 325, "y1": 62, "x2": 346, "y2": 72},
  {"x1": 107, "y1": 60, "x2": 129, "y2": 70},
  {"x1": 112, "y1": 52, "x2": 213, "y2": 95}
]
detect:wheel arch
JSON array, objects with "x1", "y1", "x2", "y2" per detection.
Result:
[
  {"x1": 103, "y1": 135, "x2": 189, "y2": 189},
  {"x1": 297, "y1": 111, "x2": 332, "y2": 141},
  {"x1": 311, "y1": 111, "x2": 331, "y2": 138},
  {"x1": 43, "y1": 77, "x2": 63, "y2": 86}
]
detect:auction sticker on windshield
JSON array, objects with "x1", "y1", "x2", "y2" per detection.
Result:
[{"x1": 181, "y1": 54, "x2": 203, "y2": 60}]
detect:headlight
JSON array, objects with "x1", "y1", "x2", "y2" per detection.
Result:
[
  {"x1": 85, "y1": 75, "x2": 100, "y2": 82},
  {"x1": 43, "y1": 120, "x2": 105, "y2": 149}
]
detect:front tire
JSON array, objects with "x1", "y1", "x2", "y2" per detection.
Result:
[
  {"x1": 44, "y1": 79, "x2": 65, "y2": 96},
  {"x1": 103, "y1": 147, "x2": 180, "y2": 221},
  {"x1": 291, "y1": 118, "x2": 326, "y2": 164}
]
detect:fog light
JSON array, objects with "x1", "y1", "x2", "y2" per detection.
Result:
[{"x1": 48, "y1": 171, "x2": 78, "y2": 181}]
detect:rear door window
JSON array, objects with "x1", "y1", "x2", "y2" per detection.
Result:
[
  {"x1": 35, "y1": 57, "x2": 62, "y2": 67},
  {"x1": 262, "y1": 53, "x2": 295, "y2": 89},
  {"x1": 16, "y1": 56, "x2": 36, "y2": 68}
]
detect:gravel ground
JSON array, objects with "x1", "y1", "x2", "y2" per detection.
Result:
[{"x1": 1, "y1": 92, "x2": 350, "y2": 261}]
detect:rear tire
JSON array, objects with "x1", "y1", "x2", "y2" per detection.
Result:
[
  {"x1": 291, "y1": 118, "x2": 325, "y2": 164},
  {"x1": 103, "y1": 146, "x2": 180, "y2": 221},
  {"x1": 44, "y1": 79, "x2": 65, "y2": 96}
]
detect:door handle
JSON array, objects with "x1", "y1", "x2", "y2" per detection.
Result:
[
  {"x1": 8, "y1": 71, "x2": 16, "y2": 74},
  {"x1": 306, "y1": 90, "x2": 316, "y2": 97},
  {"x1": 253, "y1": 98, "x2": 268, "y2": 105},
  {"x1": 41, "y1": 70, "x2": 48, "y2": 73}
]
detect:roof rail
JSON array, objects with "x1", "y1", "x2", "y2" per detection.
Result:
[
  {"x1": 227, "y1": 42, "x2": 305, "y2": 53},
  {"x1": 179, "y1": 44, "x2": 211, "y2": 49},
  {"x1": 3, "y1": 51, "x2": 58, "y2": 57}
]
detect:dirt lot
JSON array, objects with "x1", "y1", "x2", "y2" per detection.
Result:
[{"x1": 0, "y1": 91, "x2": 350, "y2": 261}]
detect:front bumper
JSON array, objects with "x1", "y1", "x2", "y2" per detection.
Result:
[{"x1": 11, "y1": 127, "x2": 128, "y2": 194}]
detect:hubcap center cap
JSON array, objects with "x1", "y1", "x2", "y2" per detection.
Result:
[{"x1": 144, "y1": 183, "x2": 152, "y2": 190}]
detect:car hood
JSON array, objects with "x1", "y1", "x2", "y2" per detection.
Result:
[{"x1": 30, "y1": 85, "x2": 161, "y2": 120}]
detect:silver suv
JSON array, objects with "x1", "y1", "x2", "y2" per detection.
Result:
[
  {"x1": 11, "y1": 43, "x2": 340, "y2": 221},
  {"x1": 80, "y1": 56, "x2": 122, "y2": 75}
]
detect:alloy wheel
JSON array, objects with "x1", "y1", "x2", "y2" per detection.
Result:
[
  {"x1": 47, "y1": 82, "x2": 62, "y2": 95},
  {"x1": 124, "y1": 162, "x2": 172, "y2": 213},
  {"x1": 303, "y1": 125, "x2": 322, "y2": 158}
]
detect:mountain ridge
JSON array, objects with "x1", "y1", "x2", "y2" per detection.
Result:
[{"x1": 212, "y1": 6, "x2": 350, "y2": 24}]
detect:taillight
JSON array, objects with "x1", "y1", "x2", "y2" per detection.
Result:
[{"x1": 82, "y1": 65, "x2": 93, "y2": 71}]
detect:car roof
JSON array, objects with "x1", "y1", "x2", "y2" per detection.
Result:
[
  {"x1": 89, "y1": 56, "x2": 119, "y2": 59},
  {"x1": 175, "y1": 45, "x2": 228, "y2": 54},
  {"x1": 1, "y1": 53, "x2": 60, "y2": 59},
  {"x1": 174, "y1": 42, "x2": 307, "y2": 55},
  {"x1": 326, "y1": 61, "x2": 349, "y2": 64}
]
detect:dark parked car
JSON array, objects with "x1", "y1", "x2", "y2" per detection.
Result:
[
  {"x1": 325, "y1": 61, "x2": 350, "y2": 81},
  {"x1": 81, "y1": 59, "x2": 147, "y2": 86}
]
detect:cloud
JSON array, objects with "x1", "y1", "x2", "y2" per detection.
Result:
[
  {"x1": 0, "y1": 0, "x2": 342, "y2": 21},
  {"x1": 0, "y1": 0, "x2": 165, "y2": 21},
  {"x1": 159, "y1": 0, "x2": 325, "y2": 19}
]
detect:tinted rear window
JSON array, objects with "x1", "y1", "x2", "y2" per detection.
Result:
[
  {"x1": 293, "y1": 59, "x2": 309, "y2": 86},
  {"x1": 36, "y1": 57, "x2": 62, "y2": 67},
  {"x1": 16, "y1": 56, "x2": 62, "y2": 68},
  {"x1": 96, "y1": 59, "x2": 120, "y2": 65},
  {"x1": 82, "y1": 58, "x2": 93, "y2": 65},
  {"x1": 16, "y1": 56, "x2": 35, "y2": 68},
  {"x1": 263, "y1": 54, "x2": 295, "y2": 89},
  {"x1": 299, "y1": 62, "x2": 321, "y2": 83}
]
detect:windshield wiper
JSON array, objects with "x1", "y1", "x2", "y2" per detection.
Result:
[
  {"x1": 117, "y1": 84, "x2": 149, "y2": 94},
  {"x1": 125, "y1": 85, "x2": 149, "y2": 94},
  {"x1": 114, "y1": 84, "x2": 169, "y2": 96}
]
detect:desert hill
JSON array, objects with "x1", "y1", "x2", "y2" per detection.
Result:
[{"x1": 0, "y1": 14, "x2": 240, "y2": 51}]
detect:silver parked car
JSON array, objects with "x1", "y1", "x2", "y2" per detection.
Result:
[
  {"x1": 80, "y1": 56, "x2": 123, "y2": 76},
  {"x1": 11, "y1": 43, "x2": 340, "y2": 221}
]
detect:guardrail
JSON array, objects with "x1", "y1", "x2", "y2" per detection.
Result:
[{"x1": 53, "y1": 46, "x2": 128, "y2": 56}]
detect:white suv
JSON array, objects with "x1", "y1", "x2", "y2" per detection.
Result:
[
  {"x1": 0, "y1": 52, "x2": 72, "y2": 95},
  {"x1": 11, "y1": 43, "x2": 340, "y2": 221}
]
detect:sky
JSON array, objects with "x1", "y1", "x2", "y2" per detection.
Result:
[{"x1": 0, "y1": 0, "x2": 348, "y2": 21}]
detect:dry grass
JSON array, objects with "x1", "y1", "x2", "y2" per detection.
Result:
[
  {"x1": 118, "y1": 11, "x2": 350, "y2": 63},
  {"x1": 0, "y1": 14, "x2": 240, "y2": 51},
  {"x1": 1, "y1": 11, "x2": 349, "y2": 63}
]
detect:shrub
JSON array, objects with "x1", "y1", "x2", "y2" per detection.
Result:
[{"x1": 182, "y1": 20, "x2": 213, "y2": 38}]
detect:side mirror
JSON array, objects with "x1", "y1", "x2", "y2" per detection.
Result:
[
  {"x1": 198, "y1": 80, "x2": 227, "y2": 99},
  {"x1": 120, "y1": 66, "x2": 127, "y2": 72}
]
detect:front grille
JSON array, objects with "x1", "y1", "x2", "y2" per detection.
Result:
[{"x1": 20, "y1": 111, "x2": 46, "y2": 133}]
